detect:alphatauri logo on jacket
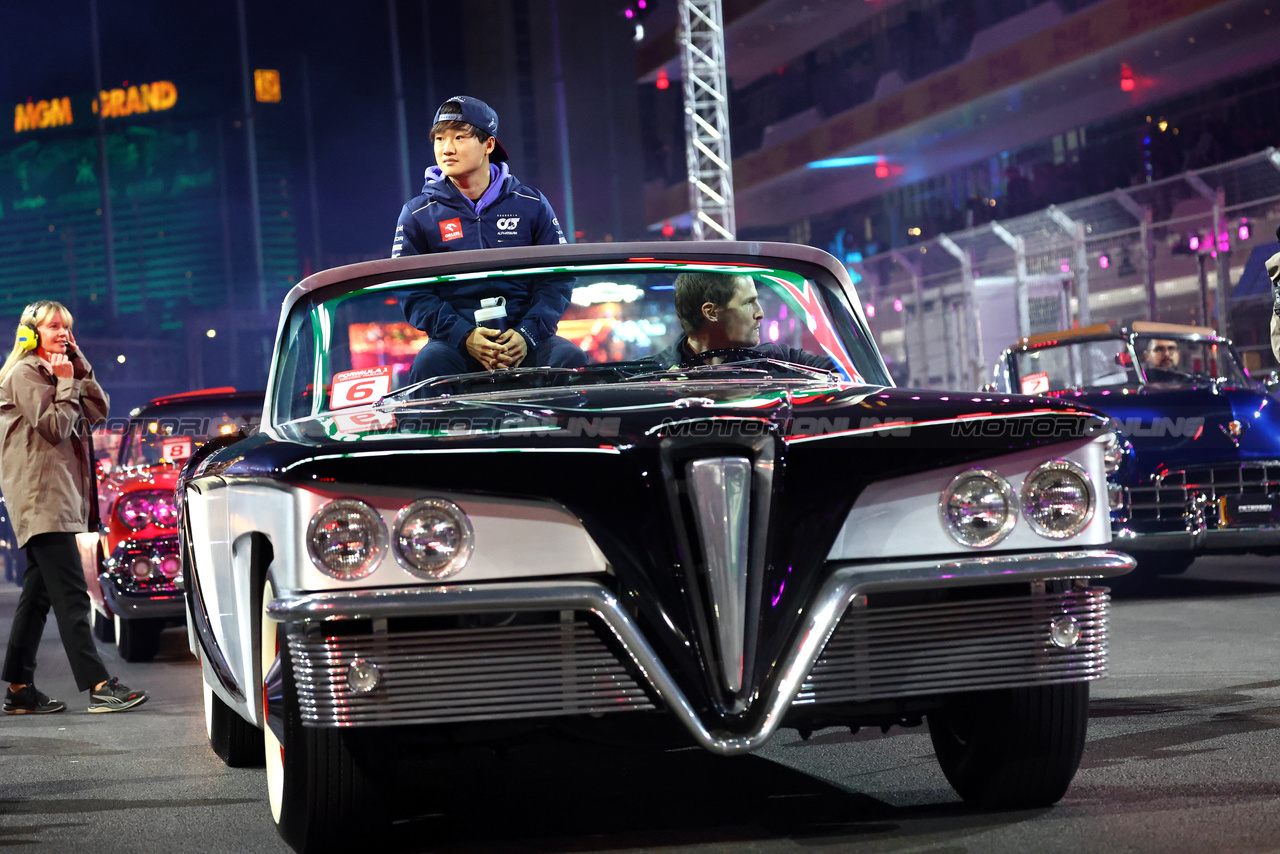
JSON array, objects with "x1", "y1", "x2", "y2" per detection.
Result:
[{"x1": 496, "y1": 215, "x2": 520, "y2": 234}]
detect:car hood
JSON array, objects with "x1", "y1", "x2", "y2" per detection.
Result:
[
  {"x1": 1065, "y1": 384, "x2": 1280, "y2": 474},
  {"x1": 231, "y1": 380, "x2": 1103, "y2": 472},
  {"x1": 199, "y1": 380, "x2": 1106, "y2": 724}
]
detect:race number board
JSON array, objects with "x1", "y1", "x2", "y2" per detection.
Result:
[
  {"x1": 162, "y1": 436, "x2": 193, "y2": 461},
  {"x1": 1020, "y1": 371, "x2": 1050, "y2": 394},
  {"x1": 331, "y1": 365, "x2": 393, "y2": 409}
]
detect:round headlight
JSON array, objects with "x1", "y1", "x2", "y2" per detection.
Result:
[
  {"x1": 307, "y1": 499, "x2": 387, "y2": 580},
  {"x1": 940, "y1": 468, "x2": 1017, "y2": 548},
  {"x1": 117, "y1": 493, "x2": 155, "y2": 530},
  {"x1": 393, "y1": 498, "x2": 474, "y2": 579},
  {"x1": 1022, "y1": 460, "x2": 1094, "y2": 539},
  {"x1": 151, "y1": 495, "x2": 178, "y2": 528}
]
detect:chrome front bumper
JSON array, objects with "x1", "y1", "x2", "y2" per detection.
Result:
[{"x1": 268, "y1": 549, "x2": 1134, "y2": 756}]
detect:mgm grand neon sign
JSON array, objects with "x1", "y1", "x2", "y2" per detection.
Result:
[{"x1": 14, "y1": 81, "x2": 178, "y2": 134}]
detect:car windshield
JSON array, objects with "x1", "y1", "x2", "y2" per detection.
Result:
[
  {"x1": 1133, "y1": 335, "x2": 1249, "y2": 385},
  {"x1": 118, "y1": 401, "x2": 263, "y2": 467},
  {"x1": 271, "y1": 259, "x2": 887, "y2": 424},
  {"x1": 1013, "y1": 339, "x2": 1140, "y2": 394}
]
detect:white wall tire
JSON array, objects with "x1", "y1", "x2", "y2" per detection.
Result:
[{"x1": 266, "y1": 575, "x2": 387, "y2": 853}]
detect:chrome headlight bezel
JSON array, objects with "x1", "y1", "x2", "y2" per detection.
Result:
[
  {"x1": 392, "y1": 498, "x2": 474, "y2": 580},
  {"x1": 1021, "y1": 459, "x2": 1095, "y2": 540},
  {"x1": 1102, "y1": 430, "x2": 1125, "y2": 474},
  {"x1": 306, "y1": 498, "x2": 387, "y2": 581},
  {"x1": 939, "y1": 468, "x2": 1018, "y2": 548}
]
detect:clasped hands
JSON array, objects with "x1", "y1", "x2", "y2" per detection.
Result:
[{"x1": 465, "y1": 326, "x2": 528, "y2": 371}]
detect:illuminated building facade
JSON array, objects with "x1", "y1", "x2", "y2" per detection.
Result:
[{"x1": 0, "y1": 76, "x2": 302, "y2": 406}]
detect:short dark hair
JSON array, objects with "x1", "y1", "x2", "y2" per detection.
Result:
[
  {"x1": 430, "y1": 119, "x2": 492, "y2": 145},
  {"x1": 673, "y1": 272, "x2": 746, "y2": 335}
]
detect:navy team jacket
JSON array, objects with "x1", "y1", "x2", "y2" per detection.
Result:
[{"x1": 393, "y1": 165, "x2": 570, "y2": 352}]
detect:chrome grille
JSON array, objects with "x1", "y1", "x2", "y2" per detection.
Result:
[
  {"x1": 794, "y1": 588, "x2": 1109, "y2": 705},
  {"x1": 1126, "y1": 461, "x2": 1280, "y2": 522},
  {"x1": 288, "y1": 616, "x2": 655, "y2": 727}
]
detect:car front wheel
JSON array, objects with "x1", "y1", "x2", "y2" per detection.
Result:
[
  {"x1": 928, "y1": 682, "x2": 1089, "y2": 809},
  {"x1": 263, "y1": 577, "x2": 386, "y2": 854},
  {"x1": 92, "y1": 607, "x2": 115, "y2": 643},
  {"x1": 205, "y1": 680, "x2": 264, "y2": 767},
  {"x1": 114, "y1": 615, "x2": 161, "y2": 662}
]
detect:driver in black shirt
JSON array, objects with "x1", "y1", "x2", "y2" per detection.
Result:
[
  {"x1": 1141, "y1": 337, "x2": 1186, "y2": 381},
  {"x1": 646, "y1": 271, "x2": 835, "y2": 370}
]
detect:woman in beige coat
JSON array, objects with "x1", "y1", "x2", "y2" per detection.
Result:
[{"x1": 0, "y1": 301, "x2": 147, "y2": 714}]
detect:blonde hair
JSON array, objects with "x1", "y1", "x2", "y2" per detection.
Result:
[{"x1": 0, "y1": 300, "x2": 73, "y2": 384}]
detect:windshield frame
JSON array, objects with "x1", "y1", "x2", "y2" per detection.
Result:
[
  {"x1": 116, "y1": 399, "x2": 263, "y2": 468},
  {"x1": 263, "y1": 243, "x2": 889, "y2": 431},
  {"x1": 1004, "y1": 331, "x2": 1250, "y2": 394}
]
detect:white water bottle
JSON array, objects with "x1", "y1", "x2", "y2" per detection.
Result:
[{"x1": 474, "y1": 296, "x2": 507, "y2": 331}]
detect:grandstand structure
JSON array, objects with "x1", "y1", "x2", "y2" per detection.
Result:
[{"x1": 641, "y1": 0, "x2": 1280, "y2": 384}]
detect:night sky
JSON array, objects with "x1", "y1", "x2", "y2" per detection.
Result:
[{"x1": 0, "y1": 1, "x2": 525, "y2": 261}]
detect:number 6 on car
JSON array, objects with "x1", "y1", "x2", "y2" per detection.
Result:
[{"x1": 330, "y1": 365, "x2": 392, "y2": 409}]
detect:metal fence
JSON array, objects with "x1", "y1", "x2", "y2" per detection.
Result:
[{"x1": 852, "y1": 149, "x2": 1280, "y2": 390}]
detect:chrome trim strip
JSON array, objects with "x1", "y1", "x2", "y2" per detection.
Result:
[
  {"x1": 687, "y1": 457, "x2": 752, "y2": 695},
  {"x1": 268, "y1": 549, "x2": 1134, "y2": 755},
  {"x1": 798, "y1": 588, "x2": 1110, "y2": 704},
  {"x1": 286, "y1": 620, "x2": 655, "y2": 726}
]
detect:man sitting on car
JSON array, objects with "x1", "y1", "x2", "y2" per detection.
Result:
[{"x1": 646, "y1": 272, "x2": 835, "y2": 370}]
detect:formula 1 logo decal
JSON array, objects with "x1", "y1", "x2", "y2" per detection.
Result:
[
  {"x1": 439, "y1": 218, "x2": 463, "y2": 241},
  {"x1": 496, "y1": 216, "x2": 520, "y2": 233}
]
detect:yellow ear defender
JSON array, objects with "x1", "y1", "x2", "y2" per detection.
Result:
[{"x1": 16, "y1": 324, "x2": 37, "y2": 351}]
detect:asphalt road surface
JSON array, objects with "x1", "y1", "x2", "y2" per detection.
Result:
[{"x1": 1, "y1": 556, "x2": 1278, "y2": 854}]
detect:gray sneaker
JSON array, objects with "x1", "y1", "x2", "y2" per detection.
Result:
[
  {"x1": 4, "y1": 684, "x2": 66, "y2": 714},
  {"x1": 88, "y1": 677, "x2": 148, "y2": 713}
]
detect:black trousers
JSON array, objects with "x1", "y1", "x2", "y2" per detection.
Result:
[{"x1": 2, "y1": 532, "x2": 109, "y2": 692}]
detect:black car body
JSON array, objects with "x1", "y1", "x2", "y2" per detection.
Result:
[{"x1": 180, "y1": 242, "x2": 1132, "y2": 853}]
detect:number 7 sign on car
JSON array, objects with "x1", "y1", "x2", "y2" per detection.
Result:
[{"x1": 330, "y1": 365, "x2": 393, "y2": 409}]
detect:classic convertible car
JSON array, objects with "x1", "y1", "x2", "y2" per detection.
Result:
[
  {"x1": 88, "y1": 387, "x2": 263, "y2": 660},
  {"x1": 182, "y1": 241, "x2": 1132, "y2": 853},
  {"x1": 985, "y1": 321, "x2": 1280, "y2": 574}
]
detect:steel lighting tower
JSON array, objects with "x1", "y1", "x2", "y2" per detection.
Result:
[{"x1": 679, "y1": 0, "x2": 736, "y2": 240}]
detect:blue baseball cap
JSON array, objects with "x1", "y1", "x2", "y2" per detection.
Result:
[{"x1": 433, "y1": 96, "x2": 509, "y2": 163}]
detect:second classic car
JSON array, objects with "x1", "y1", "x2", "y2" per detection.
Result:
[
  {"x1": 89, "y1": 387, "x2": 263, "y2": 660},
  {"x1": 985, "y1": 321, "x2": 1280, "y2": 574},
  {"x1": 181, "y1": 241, "x2": 1132, "y2": 853}
]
